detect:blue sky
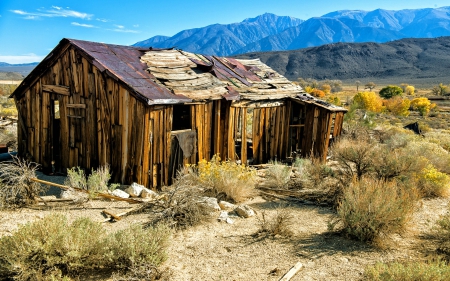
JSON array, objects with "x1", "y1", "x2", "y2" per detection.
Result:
[{"x1": 0, "y1": 0, "x2": 449, "y2": 63}]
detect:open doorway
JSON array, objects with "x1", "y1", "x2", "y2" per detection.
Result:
[{"x1": 51, "y1": 100, "x2": 61, "y2": 174}]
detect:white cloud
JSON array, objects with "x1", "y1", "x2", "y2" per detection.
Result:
[
  {"x1": 10, "y1": 7, "x2": 92, "y2": 20},
  {"x1": 133, "y1": 24, "x2": 139, "y2": 28},
  {"x1": 71, "y1": 22, "x2": 96, "y2": 28},
  {"x1": 108, "y1": 28, "x2": 139, "y2": 33},
  {"x1": 0, "y1": 54, "x2": 44, "y2": 64},
  {"x1": 114, "y1": 24, "x2": 124, "y2": 29},
  {"x1": 96, "y1": 18, "x2": 110, "y2": 22}
]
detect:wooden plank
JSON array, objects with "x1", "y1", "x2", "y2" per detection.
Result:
[
  {"x1": 241, "y1": 108, "x2": 247, "y2": 164},
  {"x1": 142, "y1": 108, "x2": 151, "y2": 187},
  {"x1": 42, "y1": 85, "x2": 70, "y2": 96},
  {"x1": 322, "y1": 111, "x2": 334, "y2": 161},
  {"x1": 279, "y1": 262, "x2": 303, "y2": 281},
  {"x1": 35, "y1": 79, "x2": 41, "y2": 163},
  {"x1": 66, "y1": 104, "x2": 86, "y2": 109},
  {"x1": 165, "y1": 106, "x2": 173, "y2": 185},
  {"x1": 214, "y1": 100, "x2": 221, "y2": 156},
  {"x1": 120, "y1": 87, "x2": 129, "y2": 183},
  {"x1": 227, "y1": 107, "x2": 235, "y2": 160}
]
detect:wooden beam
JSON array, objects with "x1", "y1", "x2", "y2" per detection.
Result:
[
  {"x1": 279, "y1": 262, "x2": 303, "y2": 281},
  {"x1": 67, "y1": 115, "x2": 84, "y2": 119},
  {"x1": 66, "y1": 104, "x2": 86, "y2": 109},
  {"x1": 42, "y1": 84, "x2": 70, "y2": 96}
]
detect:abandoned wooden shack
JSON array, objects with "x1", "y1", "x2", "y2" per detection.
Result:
[{"x1": 11, "y1": 38, "x2": 347, "y2": 188}]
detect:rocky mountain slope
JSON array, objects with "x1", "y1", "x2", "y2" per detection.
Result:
[
  {"x1": 236, "y1": 36, "x2": 450, "y2": 84},
  {"x1": 134, "y1": 7, "x2": 450, "y2": 56}
]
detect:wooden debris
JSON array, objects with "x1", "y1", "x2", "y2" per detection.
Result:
[
  {"x1": 102, "y1": 205, "x2": 145, "y2": 222},
  {"x1": 29, "y1": 178, "x2": 141, "y2": 204},
  {"x1": 279, "y1": 262, "x2": 303, "y2": 281}
]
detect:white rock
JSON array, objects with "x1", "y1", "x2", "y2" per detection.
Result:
[
  {"x1": 198, "y1": 196, "x2": 221, "y2": 211},
  {"x1": 141, "y1": 187, "x2": 158, "y2": 198},
  {"x1": 125, "y1": 182, "x2": 144, "y2": 197},
  {"x1": 60, "y1": 190, "x2": 76, "y2": 199},
  {"x1": 218, "y1": 211, "x2": 234, "y2": 224},
  {"x1": 219, "y1": 201, "x2": 236, "y2": 210},
  {"x1": 235, "y1": 205, "x2": 255, "y2": 218},
  {"x1": 112, "y1": 189, "x2": 130, "y2": 198}
]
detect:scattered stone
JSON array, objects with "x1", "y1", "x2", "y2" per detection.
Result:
[
  {"x1": 112, "y1": 189, "x2": 130, "y2": 198},
  {"x1": 141, "y1": 187, "x2": 158, "y2": 199},
  {"x1": 125, "y1": 182, "x2": 144, "y2": 197},
  {"x1": 219, "y1": 200, "x2": 236, "y2": 210},
  {"x1": 218, "y1": 211, "x2": 234, "y2": 224},
  {"x1": 235, "y1": 205, "x2": 255, "y2": 218},
  {"x1": 198, "y1": 197, "x2": 221, "y2": 211},
  {"x1": 60, "y1": 190, "x2": 77, "y2": 199}
]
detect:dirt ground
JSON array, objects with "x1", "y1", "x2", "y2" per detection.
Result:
[{"x1": 0, "y1": 172, "x2": 448, "y2": 281}]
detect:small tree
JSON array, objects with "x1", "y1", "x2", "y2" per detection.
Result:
[
  {"x1": 400, "y1": 83, "x2": 409, "y2": 92},
  {"x1": 311, "y1": 88, "x2": 325, "y2": 98},
  {"x1": 431, "y1": 83, "x2": 449, "y2": 96},
  {"x1": 355, "y1": 80, "x2": 361, "y2": 92},
  {"x1": 353, "y1": 92, "x2": 384, "y2": 113},
  {"x1": 411, "y1": 97, "x2": 436, "y2": 116},
  {"x1": 405, "y1": 85, "x2": 415, "y2": 95},
  {"x1": 383, "y1": 96, "x2": 410, "y2": 116},
  {"x1": 365, "y1": 82, "x2": 376, "y2": 91},
  {"x1": 379, "y1": 85, "x2": 403, "y2": 99}
]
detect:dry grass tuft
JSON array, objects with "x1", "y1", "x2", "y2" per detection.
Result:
[
  {"x1": 0, "y1": 156, "x2": 45, "y2": 208},
  {"x1": 265, "y1": 160, "x2": 292, "y2": 189},
  {"x1": 256, "y1": 206, "x2": 294, "y2": 238}
]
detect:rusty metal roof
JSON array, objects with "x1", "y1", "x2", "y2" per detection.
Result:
[
  {"x1": 11, "y1": 38, "x2": 191, "y2": 105},
  {"x1": 67, "y1": 39, "x2": 190, "y2": 104}
]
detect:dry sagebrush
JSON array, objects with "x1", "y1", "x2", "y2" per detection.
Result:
[
  {"x1": 330, "y1": 177, "x2": 418, "y2": 246},
  {"x1": 0, "y1": 213, "x2": 171, "y2": 280},
  {"x1": 0, "y1": 156, "x2": 46, "y2": 208}
]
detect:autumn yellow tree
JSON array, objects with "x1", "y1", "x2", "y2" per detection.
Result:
[
  {"x1": 311, "y1": 89, "x2": 325, "y2": 98},
  {"x1": 405, "y1": 85, "x2": 415, "y2": 95},
  {"x1": 353, "y1": 91, "x2": 384, "y2": 113},
  {"x1": 383, "y1": 96, "x2": 411, "y2": 116},
  {"x1": 411, "y1": 97, "x2": 436, "y2": 116}
]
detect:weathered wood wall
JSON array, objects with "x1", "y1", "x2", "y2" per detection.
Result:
[{"x1": 14, "y1": 45, "x2": 173, "y2": 188}]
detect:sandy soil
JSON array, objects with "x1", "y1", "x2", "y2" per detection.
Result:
[{"x1": 1, "y1": 173, "x2": 448, "y2": 281}]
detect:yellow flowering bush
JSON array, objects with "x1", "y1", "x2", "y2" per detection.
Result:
[
  {"x1": 383, "y1": 96, "x2": 410, "y2": 116},
  {"x1": 410, "y1": 97, "x2": 436, "y2": 116},
  {"x1": 196, "y1": 155, "x2": 256, "y2": 202},
  {"x1": 417, "y1": 164, "x2": 450, "y2": 197},
  {"x1": 405, "y1": 85, "x2": 415, "y2": 95},
  {"x1": 326, "y1": 95, "x2": 341, "y2": 106},
  {"x1": 353, "y1": 91, "x2": 384, "y2": 113}
]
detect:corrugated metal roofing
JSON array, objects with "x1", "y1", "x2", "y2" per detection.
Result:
[{"x1": 67, "y1": 39, "x2": 190, "y2": 104}]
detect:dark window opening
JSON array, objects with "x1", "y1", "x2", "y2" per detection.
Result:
[{"x1": 172, "y1": 104, "x2": 191, "y2": 131}]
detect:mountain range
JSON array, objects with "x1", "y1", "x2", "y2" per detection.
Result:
[
  {"x1": 133, "y1": 7, "x2": 450, "y2": 56},
  {"x1": 236, "y1": 36, "x2": 450, "y2": 86}
]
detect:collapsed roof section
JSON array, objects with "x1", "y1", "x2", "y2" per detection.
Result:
[{"x1": 140, "y1": 49, "x2": 347, "y2": 111}]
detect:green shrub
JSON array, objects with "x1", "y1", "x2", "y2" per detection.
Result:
[
  {"x1": 331, "y1": 178, "x2": 418, "y2": 245},
  {"x1": 365, "y1": 260, "x2": 450, "y2": 281},
  {"x1": 379, "y1": 85, "x2": 403, "y2": 99},
  {"x1": 0, "y1": 214, "x2": 171, "y2": 280},
  {"x1": 107, "y1": 223, "x2": 171, "y2": 269},
  {"x1": 65, "y1": 165, "x2": 119, "y2": 198}
]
